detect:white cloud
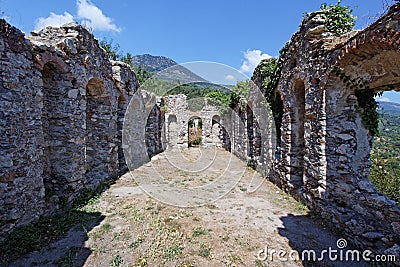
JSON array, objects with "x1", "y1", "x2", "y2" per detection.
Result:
[
  {"x1": 34, "y1": 12, "x2": 74, "y2": 31},
  {"x1": 225, "y1": 74, "x2": 235, "y2": 81},
  {"x1": 76, "y1": 0, "x2": 121, "y2": 32},
  {"x1": 377, "y1": 97, "x2": 390, "y2": 102},
  {"x1": 240, "y1": 49, "x2": 272, "y2": 74}
]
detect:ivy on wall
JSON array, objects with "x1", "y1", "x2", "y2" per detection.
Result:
[
  {"x1": 259, "y1": 42, "x2": 289, "y2": 146},
  {"x1": 331, "y1": 65, "x2": 381, "y2": 135},
  {"x1": 355, "y1": 89, "x2": 381, "y2": 136}
]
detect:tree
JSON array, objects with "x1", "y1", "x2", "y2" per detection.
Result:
[
  {"x1": 229, "y1": 80, "x2": 251, "y2": 109},
  {"x1": 205, "y1": 91, "x2": 231, "y2": 113},
  {"x1": 99, "y1": 39, "x2": 122, "y2": 61},
  {"x1": 133, "y1": 65, "x2": 153, "y2": 85},
  {"x1": 121, "y1": 53, "x2": 133, "y2": 67}
]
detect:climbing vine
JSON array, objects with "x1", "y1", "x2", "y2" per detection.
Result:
[
  {"x1": 259, "y1": 42, "x2": 289, "y2": 145},
  {"x1": 320, "y1": 0, "x2": 355, "y2": 36},
  {"x1": 331, "y1": 65, "x2": 381, "y2": 135},
  {"x1": 355, "y1": 89, "x2": 381, "y2": 136}
]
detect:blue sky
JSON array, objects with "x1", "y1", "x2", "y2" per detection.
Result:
[{"x1": 1, "y1": 0, "x2": 400, "y2": 102}]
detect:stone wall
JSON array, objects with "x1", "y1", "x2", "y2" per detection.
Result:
[
  {"x1": 162, "y1": 92, "x2": 275, "y2": 176},
  {"x1": 252, "y1": 5, "x2": 400, "y2": 257},
  {"x1": 0, "y1": 19, "x2": 45, "y2": 235},
  {"x1": 2, "y1": 2, "x2": 400, "y2": 258},
  {"x1": 163, "y1": 94, "x2": 223, "y2": 148},
  {"x1": 0, "y1": 20, "x2": 163, "y2": 238}
]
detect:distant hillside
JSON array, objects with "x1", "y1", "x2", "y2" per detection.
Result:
[
  {"x1": 132, "y1": 54, "x2": 177, "y2": 72},
  {"x1": 378, "y1": 101, "x2": 400, "y2": 116},
  {"x1": 132, "y1": 54, "x2": 205, "y2": 83},
  {"x1": 371, "y1": 100, "x2": 400, "y2": 203}
]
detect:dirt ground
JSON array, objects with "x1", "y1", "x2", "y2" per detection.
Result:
[{"x1": 10, "y1": 148, "x2": 364, "y2": 267}]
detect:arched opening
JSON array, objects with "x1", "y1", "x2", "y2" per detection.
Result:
[
  {"x1": 41, "y1": 61, "x2": 71, "y2": 201},
  {"x1": 232, "y1": 106, "x2": 247, "y2": 160},
  {"x1": 145, "y1": 104, "x2": 164, "y2": 157},
  {"x1": 246, "y1": 104, "x2": 254, "y2": 162},
  {"x1": 117, "y1": 93, "x2": 128, "y2": 170},
  {"x1": 370, "y1": 91, "x2": 400, "y2": 203},
  {"x1": 85, "y1": 78, "x2": 111, "y2": 184},
  {"x1": 188, "y1": 116, "x2": 202, "y2": 147},
  {"x1": 290, "y1": 79, "x2": 305, "y2": 188},
  {"x1": 327, "y1": 46, "x2": 400, "y2": 206},
  {"x1": 211, "y1": 115, "x2": 222, "y2": 148},
  {"x1": 168, "y1": 114, "x2": 178, "y2": 147}
]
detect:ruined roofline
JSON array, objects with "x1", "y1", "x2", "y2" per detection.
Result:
[{"x1": 325, "y1": 3, "x2": 400, "y2": 54}]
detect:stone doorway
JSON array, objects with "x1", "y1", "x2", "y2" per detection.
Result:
[{"x1": 188, "y1": 116, "x2": 202, "y2": 147}]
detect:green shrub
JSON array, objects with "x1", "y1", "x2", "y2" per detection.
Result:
[{"x1": 320, "y1": 0, "x2": 355, "y2": 36}]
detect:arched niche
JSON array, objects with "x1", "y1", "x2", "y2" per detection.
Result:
[
  {"x1": 85, "y1": 77, "x2": 111, "y2": 184},
  {"x1": 188, "y1": 116, "x2": 202, "y2": 147},
  {"x1": 41, "y1": 61, "x2": 72, "y2": 201},
  {"x1": 289, "y1": 79, "x2": 306, "y2": 188},
  {"x1": 168, "y1": 114, "x2": 178, "y2": 147}
]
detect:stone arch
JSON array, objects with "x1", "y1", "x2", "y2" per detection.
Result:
[
  {"x1": 212, "y1": 114, "x2": 220, "y2": 124},
  {"x1": 168, "y1": 114, "x2": 178, "y2": 147},
  {"x1": 334, "y1": 28, "x2": 400, "y2": 68},
  {"x1": 41, "y1": 61, "x2": 75, "y2": 201},
  {"x1": 122, "y1": 93, "x2": 150, "y2": 170},
  {"x1": 322, "y1": 42, "x2": 400, "y2": 252},
  {"x1": 327, "y1": 42, "x2": 400, "y2": 197},
  {"x1": 289, "y1": 79, "x2": 306, "y2": 189},
  {"x1": 85, "y1": 77, "x2": 112, "y2": 185},
  {"x1": 188, "y1": 116, "x2": 202, "y2": 147},
  {"x1": 145, "y1": 103, "x2": 165, "y2": 157}
]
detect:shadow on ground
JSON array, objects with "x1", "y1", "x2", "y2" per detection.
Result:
[
  {"x1": 0, "y1": 173, "x2": 123, "y2": 267},
  {"x1": 278, "y1": 214, "x2": 370, "y2": 267}
]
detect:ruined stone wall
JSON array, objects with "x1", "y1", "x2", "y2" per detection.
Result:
[
  {"x1": 2, "y1": 3, "x2": 400, "y2": 257},
  {"x1": 252, "y1": 6, "x2": 400, "y2": 256},
  {"x1": 0, "y1": 20, "x2": 45, "y2": 235},
  {"x1": 143, "y1": 92, "x2": 165, "y2": 157},
  {"x1": 162, "y1": 92, "x2": 274, "y2": 176},
  {"x1": 0, "y1": 20, "x2": 164, "y2": 237},
  {"x1": 164, "y1": 94, "x2": 189, "y2": 147},
  {"x1": 163, "y1": 94, "x2": 224, "y2": 148},
  {"x1": 111, "y1": 61, "x2": 140, "y2": 170}
]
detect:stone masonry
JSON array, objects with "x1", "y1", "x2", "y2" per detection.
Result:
[
  {"x1": 163, "y1": 94, "x2": 223, "y2": 148},
  {"x1": 1, "y1": 2, "x2": 400, "y2": 260},
  {"x1": 0, "y1": 20, "x2": 163, "y2": 237},
  {"x1": 250, "y1": 5, "x2": 400, "y2": 257}
]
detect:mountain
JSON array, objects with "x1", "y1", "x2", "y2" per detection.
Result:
[
  {"x1": 132, "y1": 54, "x2": 206, "y2": 83},
  {"x1": 131, "y1": 54, "x2": 177, "y2": 72},
  {"x1": 378, "y1": 101, "x2": 400, "y2": 116}
]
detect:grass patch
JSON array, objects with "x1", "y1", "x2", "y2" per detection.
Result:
[
  {"x1": 192, "y1": 226, "x2": 208, "y2": 237},
  {"x1": 0, "y1": 183, "x2": 110, "y2": 264},
  {"x1": 101, "y1": 222, "x2": 112, "y2": 231},
  {"x1": 109, "y1": 254, "x2": 123, "y2": 267},
  {"x1": 198, "y1": 243, "x2": 211, "y2": 257},
  {"x1": 164, "y1": 243, "x2": 183, "y2": 260},
  {"x1": 129, "y1": 235, "x2": 144, "y2": 250}
]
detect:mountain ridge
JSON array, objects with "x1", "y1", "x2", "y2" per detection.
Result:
[
  {"x1": 132, "y1": 54, "x2": 206, "y2": 83},
  {"x1": 132, "y1": 54, "x2": 178, "y2": 72},
  {"x1": 378, "y1": 100, "x2": 400, "y2": 116}
]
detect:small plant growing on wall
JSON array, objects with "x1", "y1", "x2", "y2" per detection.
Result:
[{"x1": 320, "y1": 0, "x2": 356, "y2": 36}]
